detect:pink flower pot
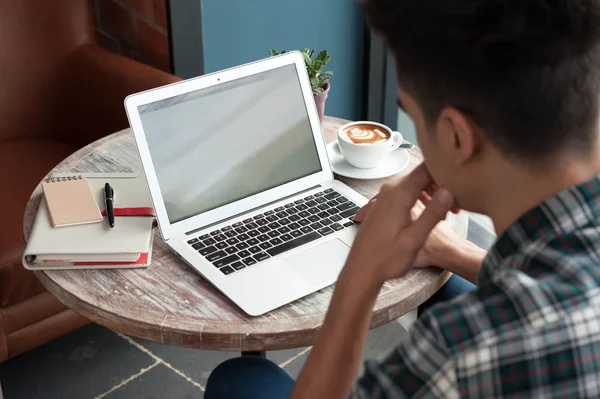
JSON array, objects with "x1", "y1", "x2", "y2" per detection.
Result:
[{"x1": 313, "y1": 83, "x2": 330, "y2": 125}]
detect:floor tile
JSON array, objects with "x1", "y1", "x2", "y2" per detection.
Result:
[
  {"x1": 0, "y1": 324, "x2": 154, "y2": 399},
  {"x1": 102, "y1": 364, "x2": 203, "y2": 399}
]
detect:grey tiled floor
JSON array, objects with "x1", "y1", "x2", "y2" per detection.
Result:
[{"x1": 0, "y1": 218, "x2": 495, "y2": 399}]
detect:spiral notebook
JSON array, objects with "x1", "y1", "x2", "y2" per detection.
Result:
[{"x1": 41, "y1": 176, "x2": 103, "y2": 227}]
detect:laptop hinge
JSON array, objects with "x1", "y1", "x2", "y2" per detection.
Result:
[{"x1": 185, "y1": 184, "x2": 323, "y2": 236}]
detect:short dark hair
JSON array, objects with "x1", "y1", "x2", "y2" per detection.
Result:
[{"x1": 361, "y1": 0, "x2": 600, "y2": 161}]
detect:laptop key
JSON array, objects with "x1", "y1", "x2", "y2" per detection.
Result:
[
  {"x1": 308, "y1": 207, "x2": 320, "y2": 214},
  {"x1": 304, "y1": 195, "x2": 314, "y2": 200},
  {"x1": 327, "y1": 200, "x2": 338, "y2": 207},
  {"x1": 222, "y1": 226, "x2": 233, "y2": 231},
  {"x1": 281, "y1": 234, "x2": 293, "y2": 241},
  {"x1": 254, "y1": 252, "x2": 270, "y2": 262},
  {"x1": 337, "y1": 202, "x2": 356, "y2": 212},
  {"x1": 225, "y1": 230, "x2": 237, "y2": 238},
  {"x1": 300, "y1": 226, "x2": 313, "y2": 234},
  {"x1": 340, "y1": 207, "x2": 360, "y2": 219},
  {"x1": 243, "y1": 257, "x2": 257, "y2": 266},
  {"x1": 324, "y1": 188, "x2": 334, "y2": 193},
  {"x1": 317, "y1": 211, "x2": 330, "y2": 219},
  {"x1": 257, "y1": 234, "x2": 270, "y2": 242},
  {"x1": 214, "y1": 234, "x2": 227, "y2": 241},
  {"x1": 248, "y1": 230, "x2": 260, "y2": 238},
  {"x1": 330, "y1": 214, "x2": 343, "y2": 222},
  {"x1": 213, "y1": 254, "x2": 240, "y2": 268},
  {"x1": 253, "y1": 214, "x2": 265, "y2": 220},
  {"x1": 233, "y1": 222, "x2": 243, "y2": 228},
  {"x1": 316, "y1": 197, "x2": 327, "y2": 204},
  {"x1": 231, "y1": 261, "x2": 246, "y2": 271},
  {"x1": 224, "y1": 239, "x2": 237, "y2": 247},
  {"x1": 199, "y1": 246, "x2": 217, "y2": 255},
  {"x1": 279, "y1": 218, "x2": 291, "y2": 225},
  {"x1": 270, "y1": 237, "x2": 283, "y2": 246},
  {"x1": 238, "y1": 233, "x2": 250, "y2": 241},
  {"x1": 325, "y1": 192, "x2": 340, "y2": 200},
  {"x1": 343, "y1": 221, "x2": 355, "y2": 227},
  {"x1": 284, "y1": 203, "x2": 295, "y2": 209},
  {"x1": 226, "y1": 247, "x2": 238, "y2": 254},
  {"x1": 310, "y1": 222, "x2": 324, "y2": 230},
  {"x1": 299, "y1": 219, "x2": 311, "y2": 226},
  {"x1": 289, "y1": 214, "x2": 301, "y2": 222},
  {"x1": 243, "y1": 218, "x2": 254, "y2": 224},
  {"x1": 278, "y1": 226, "x2": 291, "y2": 234},
  {"x1": 206, "y1": 250, "x2": 227, "y2": 262},
  {"x1": 199, "y1": 234, "x2": 210, "y2": 240},
  {"x1": 308, "y1": 215, "x2": 320, "y2": 222},
  {"x1": 211, "y1": 230, "x2": 222, "y2": 236},
  {"x1": 318, "y1": 204, "x2": 329, "y2": 210},
  {"x1": 249, "y1": 246, "x2": 261, "y2": 254},
  {"x1": 192, "y1": 242, "x2": 205, "y2": 250},
  {"x1": 220, "y1": 266, "x2": 235, "y2": 275},
  {"x1": 237, "y1": 242, "x2": 250, "y2": 250},
  {"x1": 266, "y1": 215, "x2": 278, "y2": 222},
  {"x1": 321, "y1": 218, "x2": 333, "y2": 226},
  {"x1": 247, "y1": 238, "x2": 259, "y2": 246},
  {"x1": 259, "y1": 242, "x2": 272, "y2": 250},
  {"x1": 289, "y1": 222, "x2": 300, "y2": 230},
  {"x1": 328, "y1": 208, "x2": 340, "y2": 215},
  {"x1": 275, "y1": 206, "x2": 285, "y2": 212},
  {"x1": 267, "y1": 231, "x2": 321, "y2": 257},
  {"x1": 268, "y1": 222, "x2": 281, "y2": 230},
  {"x1": 298, "y1": 211, "x2": 310, "y2": 218},
  {"x1": 188, "y1": 238, "x2": 199, "y2": 244},
  {"x1": 246, "y1": 222, "x2": 258, "y2": 230},
  {"x1": 276, "y1": 211, "x2": 288, "y2": 218},
  {"x1": 336, "y1": 196, "x2": 349, "y2": 203},
  {"x1": 296, "y1": 204, "x2": 308, "y2": 211},
  {"x1": 216, "y1": 242, "x2": 228, "y2": 249},
  {"x1": 331, "y1": 223, "x2": 344, "y2": 231},
  {"x1": 235, "y1": 226, "x2": 248, "y2": 233},
  {"x1": 318, "y1": 227, "x2": 334, "y2": 236},
  {"x1": 256, "y1": 219, "x2": 269, "y2": 226},
  {"x1": 268, "y1": 230, "x2": 279, "y2": 238},
  {"x1": 258, "y1": 226, "x2": 270, "y2": 233},
  {"x1": 265, "y1": 210, "x2": 275, "y2": 216},
  {"x1": 291, "y1": 230, "x2": 303, "y2": 238},
  {"x1": 203, "y1": 238, "x2": 216, "y2": 246},
  {"x1": 315, "y1": 192, "x2": 325, "y2": 197},
  {"x1": 306, "y1": 200, "x2": 318, "y2": 207},
  {"x1": 238, "y1": 249, "x2": 251, "y2": 258},
  {"x1": 287, "y1": 207, "x2": 298, "y2": 214},
  {"x1": 294, "y1": 199, "x2": 305, "y2": 204}
]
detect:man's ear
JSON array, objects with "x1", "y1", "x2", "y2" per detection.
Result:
[{"x1": 436, "y1": 107, "x2": 478, "y2": 165}]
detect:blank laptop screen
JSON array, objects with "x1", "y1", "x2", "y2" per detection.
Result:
[{"x1": 138, "y1": 64, "x2": 322, "y2": 224}]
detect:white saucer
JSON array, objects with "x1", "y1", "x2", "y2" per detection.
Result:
[{"x1": 326, "y1": 141, "x2": 411, "y2": 180}]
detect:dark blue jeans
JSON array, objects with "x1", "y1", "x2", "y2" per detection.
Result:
[{"x1": 204, "y1": 274, "x2": 475, "y2": 399}]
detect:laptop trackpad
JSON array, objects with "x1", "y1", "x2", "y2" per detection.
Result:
[{"x1": 284, "y1": 239, "x2": 351, "y2": 285}]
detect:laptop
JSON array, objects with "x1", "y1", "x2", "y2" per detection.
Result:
[{"x1": 125, "y1": 52, "x2": 367, "y2": 316}]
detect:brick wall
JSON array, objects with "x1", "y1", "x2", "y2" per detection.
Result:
[{"x1": 92, "y1": 0, "x2": 171, "y2": 73}]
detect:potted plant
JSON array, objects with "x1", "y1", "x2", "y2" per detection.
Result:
[{"x1": 269, "y1": 48, "x2": 333, "y2": 124}]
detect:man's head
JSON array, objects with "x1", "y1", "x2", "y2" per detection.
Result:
[{"x1": 361, "y1": 0, "x2": 600, "y2": 212}]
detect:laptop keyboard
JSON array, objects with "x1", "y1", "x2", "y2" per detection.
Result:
[{"x1": 185, "y1": 189, "x2": 360, "y2": 276}]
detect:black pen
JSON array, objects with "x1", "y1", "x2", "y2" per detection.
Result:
[{"x1": 104, "y1": 183, "x2": 115, "y2": 228}]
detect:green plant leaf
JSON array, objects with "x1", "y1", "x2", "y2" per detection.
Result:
[
  {"x1": 322, "y1": 70, "x2": 334, "y2": 76},
  {"x1": 313, "y1": 87, "x2": 324, "y2": 95},
  {"x1": 269, "y1": 49, "x2": 278, "y2": 57}
]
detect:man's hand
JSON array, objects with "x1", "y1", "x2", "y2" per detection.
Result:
[{"x1": 344, "y1": 164, "x2": 455, "y2": 284}]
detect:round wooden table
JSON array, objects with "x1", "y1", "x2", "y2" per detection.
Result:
[{"x1": 23, "y1": 116, "x2": 468, "y2": 352}]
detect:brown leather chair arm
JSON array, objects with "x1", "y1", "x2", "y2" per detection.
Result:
[{"x1": 52, "y1": 44, "x2": 181, "y2": 147}]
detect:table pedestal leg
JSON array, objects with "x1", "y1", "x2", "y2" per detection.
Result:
[{"x1": 242, "y1": 351, "x2": 266, "y2": 358}]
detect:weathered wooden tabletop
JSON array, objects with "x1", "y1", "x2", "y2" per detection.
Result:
[{"x1": 23, "y1": 116, "x2": 467, "y2": 352}]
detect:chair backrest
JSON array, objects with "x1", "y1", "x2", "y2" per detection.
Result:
[{"x1": 0, "y1": 0, "x2": 94, "y2": 143}]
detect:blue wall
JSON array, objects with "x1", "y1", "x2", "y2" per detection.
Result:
[{"x1": 201, "y1": 0, "x2": 364, "y2": 120}]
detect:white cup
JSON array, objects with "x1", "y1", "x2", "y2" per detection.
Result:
[{"x1": 337, "y1": 121, "x2": 403, "y2": 169}]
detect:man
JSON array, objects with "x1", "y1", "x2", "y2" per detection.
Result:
[{"x1": 206, "y1": 0, "x2": 600, "y2": 397}]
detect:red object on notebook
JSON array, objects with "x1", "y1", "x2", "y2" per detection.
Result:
[{"x1": 73, "y1": 253, "x2": 149, "y2": 266}]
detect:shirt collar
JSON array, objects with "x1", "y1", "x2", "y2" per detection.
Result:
[{"x1": 478, "y1": 174, "x2": 600, "y2": 282}]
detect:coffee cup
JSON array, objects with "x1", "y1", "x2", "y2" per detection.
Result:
[{"x1": 337, "y1": 121, "x2": 403, "y2": 169}]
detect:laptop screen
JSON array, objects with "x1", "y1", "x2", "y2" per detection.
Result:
[{"x1": 138, "y1": 64, "x2": 322, "y2": 224}]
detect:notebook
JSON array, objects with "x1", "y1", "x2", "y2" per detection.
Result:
[
  {"x1": 41, "y1": 176, "x2": 103, "y2": 227},
  {"x1": 23, "y1": 173, "x2": 155, "y2": 270}
]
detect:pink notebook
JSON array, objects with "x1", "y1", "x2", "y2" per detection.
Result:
[{"x1": 41, "y1": 175, "x2": 102, "y2": 227}]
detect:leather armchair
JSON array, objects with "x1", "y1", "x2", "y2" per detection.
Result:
[{"x1": 0, "y1": 0, "x2": 180, "y2": 362}]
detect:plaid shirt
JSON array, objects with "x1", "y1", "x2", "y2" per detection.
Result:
[{"x1": 352, "y1": 176, "x2": 600, "y2": 398}]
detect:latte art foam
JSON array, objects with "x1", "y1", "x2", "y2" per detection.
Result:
[{"x1": 341, "y1": 124, "x2": 390, "y2": 144}]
